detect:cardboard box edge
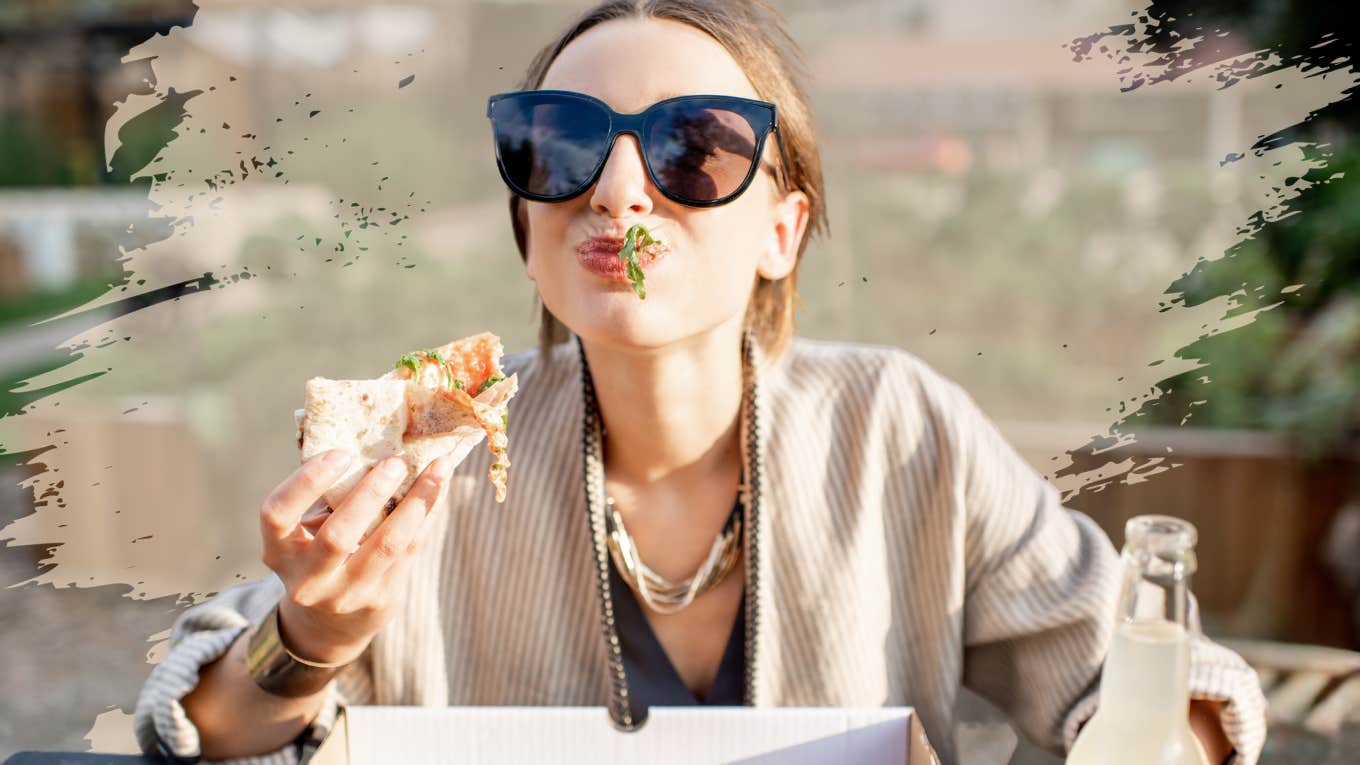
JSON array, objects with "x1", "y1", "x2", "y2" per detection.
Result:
[
  {"x1": 305, "y1": 705, "x2": 348, "y2": 765},
  {"x1": 907, "y1": 710, "x2": 941, "y2": 765},
  {"x1": 303, "y1": 706, "x2": 940, "y2": 764}
]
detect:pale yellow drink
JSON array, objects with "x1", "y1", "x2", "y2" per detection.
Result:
[
  {"x1": 1066, "y1": 516, "x2": 1209, "y2": 765},
  {"x1": 1066, "y1": 620, "x2": 1208, "y2": 764}
]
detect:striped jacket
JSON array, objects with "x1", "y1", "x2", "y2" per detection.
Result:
[{"x1": 134, "y1": 337, "x2": 1267, "y2": 764}]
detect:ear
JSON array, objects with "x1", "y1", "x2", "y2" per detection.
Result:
[{"x1": 756, "y1": 189, "x2": 809, "y2": 281}]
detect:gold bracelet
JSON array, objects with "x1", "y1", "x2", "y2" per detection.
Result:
[{"x1": 245, "y1": 603, "x2": 347, "y2": 698}]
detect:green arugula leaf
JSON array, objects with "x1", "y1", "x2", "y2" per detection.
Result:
[
  {"x1": 425, "y1": 350, "x2": 453, "y2": 390},
  {"x1": 625, "y1": 258, "x2": 646, "y2": 299},
  {"x1": 617, "y1": 229, "x2": 637, "y2": 262},
  {"x1": 618, "y1": 224, "x2": 663, "y2": 300},
  {"x1": 479, "y1": 375, "x2": 505, "y2": 395},
  {"x1": 452, "y1": 379, "x2": 465, "y2": 390},
  {"x1": 395, "y1": 352, "x2": 422, "y2": 377}
]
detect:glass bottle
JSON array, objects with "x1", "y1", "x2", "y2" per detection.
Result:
[{"x1": 1066, "y1": 515, "x2": 1209, "y2": 765}]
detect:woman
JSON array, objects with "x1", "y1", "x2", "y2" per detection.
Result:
[{"x1": 134, "y1": 2, "x2": 1266, "y2": 763}]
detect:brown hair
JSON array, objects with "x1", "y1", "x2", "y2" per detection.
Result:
[{"x1": 507, "y1": 0, "x2": 827, "y2": 360}]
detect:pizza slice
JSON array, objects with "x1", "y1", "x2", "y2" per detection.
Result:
[{"x1": 295, "y1": 332, "x2": 517, "y2": 519}]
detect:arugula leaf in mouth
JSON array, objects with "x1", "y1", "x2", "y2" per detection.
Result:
[{"x1": 617, "y1": 224, "x2": 663, "y2": 300}]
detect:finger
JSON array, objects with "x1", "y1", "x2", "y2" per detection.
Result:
[
  {"x1": 307, "y1": 455, "x2": 409, "y2": 571},
  {"x1": 260, "y1": 449, "x2": 353, "y2": 549},
  {"x1": 299, "y1": 496, "x2": 332, "y2": 536},
  {"x1": 346, "y1": 455, "x2": 455, "y2": 584}
]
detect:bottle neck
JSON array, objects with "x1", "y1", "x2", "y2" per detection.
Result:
[
  {"x1": 1116, "y1": 544, "x2": 1194, "y2": 628},
  {"x1": 1098, "y1": 516, "x2": 1199, "y2": 715}
]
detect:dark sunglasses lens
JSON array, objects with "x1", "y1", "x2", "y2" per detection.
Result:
[
  {"x1": 646, "y1": 103, "x2": 759, "y2": 202},
  {"x1": 494, "y1": 97, "x2": 609, "y2": 198}
]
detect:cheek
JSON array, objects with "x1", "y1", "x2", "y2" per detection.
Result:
[
  {"x1": 677, "y1": 235, "x2": 763, "y2": 317},
  {"x1": 694, "y1": 207, "x2": 766, "y2": 280},
  {"x1": 523, "y1": 207, "x2": 568, "y2": 280}
]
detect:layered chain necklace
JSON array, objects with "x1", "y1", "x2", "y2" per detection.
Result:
[
  {"x1": 604, "y1": 494, "x2": 744, "y2": 614},
  {"x1": 582, "y1": 335, "x2": 756, "y2": 616}
]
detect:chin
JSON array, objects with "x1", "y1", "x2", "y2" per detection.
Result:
[
  {"x1": 540, "y1": 265, "x2": 745, "y2": 352},
  {"x1": 574, "y1": 311, "x2": 680, "y2": 351},
  {"x1": 551, "y1": 296, "x2": 689, "y2": 351}
]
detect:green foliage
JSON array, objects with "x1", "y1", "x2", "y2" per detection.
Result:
[
  {"x1": 0, "y1": 113, "x2": 75, "y2": 187},
  {"x1": 1145, "y1": 150, "x2": 1360, "y2": 455},
  {"x1": 0, "y1": 277, "x2": 112, "y2": 331}
]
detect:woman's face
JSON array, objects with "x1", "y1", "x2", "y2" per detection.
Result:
[{"x1": 523, "y1": 17, "x2": 809, "y2": 351}]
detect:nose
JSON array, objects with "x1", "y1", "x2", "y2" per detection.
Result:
[{"x1": 589, "y1": 132, "x2": 654, "y2": 218}]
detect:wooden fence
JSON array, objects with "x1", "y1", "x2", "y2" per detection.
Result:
[{"x1": 1006, "y1": 423, "x2": 1358, "y2": 648}]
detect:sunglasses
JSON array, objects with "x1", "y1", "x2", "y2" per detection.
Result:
[{"x1": 486, "y1": 89, "x2": 789, "y2": 207}]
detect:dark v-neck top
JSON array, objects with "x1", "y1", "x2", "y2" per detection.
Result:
[{"x1": 606, "y1": 499, "x2": 747, "y2": 718}]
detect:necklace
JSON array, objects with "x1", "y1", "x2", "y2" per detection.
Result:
[
  {"x1": 580, "y1": 331, "x2": 764, "y2": 728},
  {"x1": 604, "y1": 494, "x2": 744, "y2": 614}
]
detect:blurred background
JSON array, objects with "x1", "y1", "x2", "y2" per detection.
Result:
[{"x1": 0, "y1": 0, "x2": 1357, "y2": 762}]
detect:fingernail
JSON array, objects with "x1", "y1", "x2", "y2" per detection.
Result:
[
  {"x1": 323, "y1": 450, "x2": 351, "y2": 469},
  {"x1": 382, "y1": 457, "x2": 407, "y2": 478}
]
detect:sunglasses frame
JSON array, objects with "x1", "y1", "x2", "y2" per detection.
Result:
[{"x1": 486, "y1": 89, "x2": 791, "y2": 208}]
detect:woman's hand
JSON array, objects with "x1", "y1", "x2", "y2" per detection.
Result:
[
  {"x1": 259, "y1": 449, "x2": 456, "y2": 665},
  {"x1": 1189, "y1": 699, "x2": 1234, "y2": 764}
]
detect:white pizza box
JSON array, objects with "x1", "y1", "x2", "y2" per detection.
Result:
[{"x1": 309, "y1": 706, "x2": 940, "y2": 765}]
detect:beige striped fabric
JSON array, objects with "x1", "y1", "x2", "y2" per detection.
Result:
[{"x1": 133, "y1": 338, "x2": 1267, "y2": 764}]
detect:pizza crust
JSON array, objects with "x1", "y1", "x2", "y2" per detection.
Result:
[
  {"x1": 299, "y1": 377, "x2": 413, "y2": 511},
  {"x1": 294, "y1": 373, "x2": 517, "y2": 517}
]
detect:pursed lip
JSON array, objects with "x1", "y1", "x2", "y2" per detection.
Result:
[{"x1": 575, "y1": 233, "x2": 669, "y2": 281}]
